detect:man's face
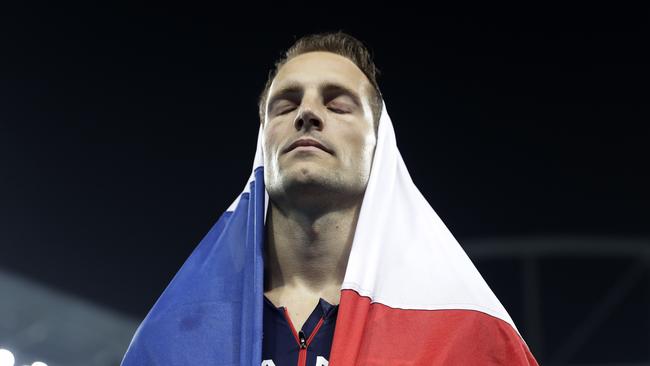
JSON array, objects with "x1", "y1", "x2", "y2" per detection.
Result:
[{"x1": 263, "y1": 51, "x2": 377, "y2": 206}]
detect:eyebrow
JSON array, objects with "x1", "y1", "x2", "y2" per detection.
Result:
[{"x1": 267, "y1": 81, "x2": 363, "y2": 113}]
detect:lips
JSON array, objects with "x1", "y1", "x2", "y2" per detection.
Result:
[{"x1": 283, "y1": 138, "x2": 333, "y2": 154}]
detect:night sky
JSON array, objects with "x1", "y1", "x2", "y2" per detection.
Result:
[{"x1": 1, "y1": 4, "x2": 648, "y2": 363}]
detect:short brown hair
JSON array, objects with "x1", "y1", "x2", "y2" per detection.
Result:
[{"x1": 258, "y1": 31, "x2": 383, "y2": 128}]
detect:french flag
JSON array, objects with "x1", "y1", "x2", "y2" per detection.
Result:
[{"x1": 121, "y1": 101, "x2": 539, "y2": 365}]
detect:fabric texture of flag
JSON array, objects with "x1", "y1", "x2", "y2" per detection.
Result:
[{"x1": 121, "y1": 100, "x2": 539, "y2": 365}]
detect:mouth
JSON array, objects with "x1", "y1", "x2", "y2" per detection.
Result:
[{"x1": 283, "y1": 138, "x2": 333, "y2": 155}]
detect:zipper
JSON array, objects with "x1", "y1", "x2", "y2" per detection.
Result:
[
  {"x1": 299, "y1": 330, "x2": 307, "y2": 349},
  {"x1": 283, "y1": 307, "x2": 325, "y2": 366}
]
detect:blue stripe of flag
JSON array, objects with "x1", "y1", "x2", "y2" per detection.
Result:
[{"x1": 121, "y1": 167, "x2": 265, "y2": 365}]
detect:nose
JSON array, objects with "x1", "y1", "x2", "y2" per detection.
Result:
[{"x1": 293, "y1": 106, "x2": 324, "y2": 131}]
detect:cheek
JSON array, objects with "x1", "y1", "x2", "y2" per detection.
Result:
[
  {"x1": 262, "y1": 126, "x2": 281, "y2": 158},
  {"x1": 262, "y1": 129, "x2": 280, "y2": 173},
  {"x1": 359, "y1": 135, "x2": 377, "y2": 170},
  {"x1": 343, "y1": 128, "x2": 377, "y2": 168},
  {"x1": 262, "y1": 132, "x2": 279, "y2": 187}
]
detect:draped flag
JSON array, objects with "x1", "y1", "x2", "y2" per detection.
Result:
[{"x1": 121, "y1": 101, "x2": 539, "y2": 365}]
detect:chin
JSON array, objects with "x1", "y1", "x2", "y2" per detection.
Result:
[
  {"x1": 275, "y1": 164, "x2": 334, "y2": 190},
  {"x1": 286, "y1": 169, "x2": 330, "y2": 187},
  {"x1": 282, "y1": 160, "x2": 328, "y2": 177}
]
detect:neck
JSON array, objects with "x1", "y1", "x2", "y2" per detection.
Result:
[{"x1": 264, "y1": 198, "x2": 362, "y2": 302}]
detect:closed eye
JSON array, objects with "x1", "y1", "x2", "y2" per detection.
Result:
[
  {"x1": 327, "y1": 107, "x2": 347, "y2": 114},
  {"x1": 278, "y1": 107, "x2": 296, "y2": 115}
]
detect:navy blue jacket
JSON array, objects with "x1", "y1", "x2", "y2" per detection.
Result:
[{"x1": 262, "y1": 295, "x2": 339, "y2": 366}]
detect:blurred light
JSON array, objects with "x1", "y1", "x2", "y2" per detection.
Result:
[
  {"x1": 0, "y1": 349, "x2": 15, "y2": 366},
  {"x1": 32, "y1": 363, "x2": 47, "y2": 366}
]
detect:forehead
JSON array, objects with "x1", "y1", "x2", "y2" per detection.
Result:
[{"x1": 269, "y1": 51, "x2": 371, "y2": 98}]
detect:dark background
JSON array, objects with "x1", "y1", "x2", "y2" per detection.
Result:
[{"x1": 1, "y1": 4, "x2": 648, "y2": 364}]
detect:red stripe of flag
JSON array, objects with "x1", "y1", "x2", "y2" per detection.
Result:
[{"x1": 330, "y1": 289, "x2": 539, "y2": 365}]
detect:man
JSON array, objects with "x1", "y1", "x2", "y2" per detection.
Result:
[
  {"x1": 122, "y1": 32, "x2": 539, "y2": 365},
  {"x1": 259, "y1": 33, "x2": 381, "y2": 365}
]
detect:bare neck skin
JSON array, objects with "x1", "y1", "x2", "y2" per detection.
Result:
[{"x1": 264, "y1": 197, "x2": 362, "y2": 330}]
